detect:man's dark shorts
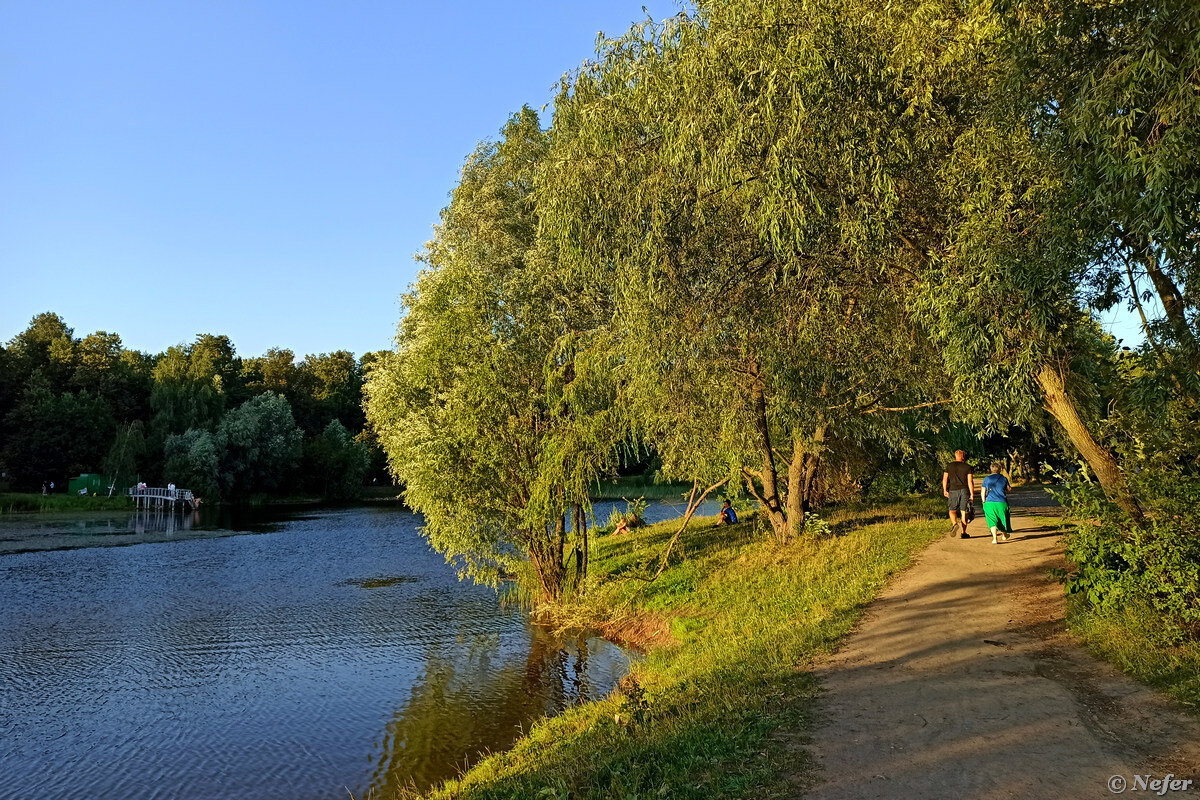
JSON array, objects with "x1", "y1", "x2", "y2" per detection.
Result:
[{"x1": 947, "y1": 489, "x2": 970, "y2": 513}]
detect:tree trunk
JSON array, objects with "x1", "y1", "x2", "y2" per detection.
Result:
[
  {"x1": 750, "y1": 373, "x2": 790, "y2": 542},
  {"x1": 556, "y1": 511, "x2": 567, "y2": 576},
  {"x1": 529, "y1": 516, "x2": 568, "y2": 601},
  {"x1": 785, "y1": 427, "x2": 825, "y2": 538},
  {"x1": 802, "y1": 425, "x2": 826, "y2": 511},
  {"x1": 786, "y1": 436, "x2": 805, "y2": 538},
  {"x1": 1035, "y1": 364, "x2": 1142, "y2": 519},
  {"x1": 572, "y1": 501, "x2": 587, "y2": 592},
  {"x1": 1143, "y1": 254, "x2": 1194, "y2": 347}
]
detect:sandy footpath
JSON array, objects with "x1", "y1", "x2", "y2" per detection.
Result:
[{"x1": 797, "y1": 487, "x2": 1200, "y2": 800}]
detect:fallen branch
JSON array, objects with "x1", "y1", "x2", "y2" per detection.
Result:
[{"x1": 623, "y1": 477, "x2": 731, "y2": 608}]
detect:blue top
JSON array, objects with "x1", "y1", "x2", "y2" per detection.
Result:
[
  {"x1": 721, "y1": 506, "x2": 738, "y2": 524},
  {"x1": 982, "y1": 473, "x2": 1010, "y2": 504}
]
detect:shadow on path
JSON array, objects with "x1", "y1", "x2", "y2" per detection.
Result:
[{"x1": 791, "y1": 490, "x2": 1200, "y2": 800}]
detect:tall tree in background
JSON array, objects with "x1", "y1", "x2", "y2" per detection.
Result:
[
  {"x1": 150, "y1": 346, "x2": 217, "y2": 442},
  {"x1": 216, "y1": 392, "x2": 303, "y2": 498},
  {"x1": 302, "y1": 420, "x2": 370, "y2": 500},
  {"x1": 296, "y1": 350, "x2": 365, "y2": 434}
]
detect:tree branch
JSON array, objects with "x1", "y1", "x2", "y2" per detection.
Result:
[
  {"x1": 624, "y1": 477, "x2": 731, "y2": 605},
  {"x1": 860, "y1": 399, "x2": 953, "y2": 415}
]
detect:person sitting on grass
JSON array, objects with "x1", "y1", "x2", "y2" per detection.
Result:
[
  {"x1": 981, "y1": 462, "x2": 1012, "y2": 545},
  {"x1": 611, "y1": 517, "x2": 630, "y2": 537},
  {"x1": 716, "y1": 499, "x2": 738, "y2": 525}
]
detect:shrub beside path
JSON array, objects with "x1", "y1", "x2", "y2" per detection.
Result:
[{"x1": 794, "y1": 487, "x2": 1200, "y2": 799}]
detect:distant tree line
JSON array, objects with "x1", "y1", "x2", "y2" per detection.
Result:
[
  {"x1": 366, "y1": 0, "x2": 1200, "y2": 644},
  {"x1": 0, "y1": 312, "x2": 387, "y2": 501}
]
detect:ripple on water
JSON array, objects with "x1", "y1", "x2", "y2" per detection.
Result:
[{"x1": 0, "y1": 505, "x2": 636, "y2": 800}]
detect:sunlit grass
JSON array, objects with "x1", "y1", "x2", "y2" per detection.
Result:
[
  {"x1": 412, "y1": 499, "x2": 945, "y2": 799},
  {"x1": 1067, "y1": 596, "x2": 1200, "y2": 711}
]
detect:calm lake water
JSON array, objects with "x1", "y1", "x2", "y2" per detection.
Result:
[{"x1": 0, "y1": 500, "x2": 698, "y2": 800}]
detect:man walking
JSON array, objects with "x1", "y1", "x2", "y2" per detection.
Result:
[{"x1": 942, "y1": 450, "x2": 974, "y2": 538}]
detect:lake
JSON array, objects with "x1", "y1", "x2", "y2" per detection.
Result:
[{"x1": 0, "y1": 500, "x2": 699, "y2": 800}]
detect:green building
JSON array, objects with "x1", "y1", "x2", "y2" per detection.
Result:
[{"x1": 68, "y1": 473, "x2": 115, "y2": 496}]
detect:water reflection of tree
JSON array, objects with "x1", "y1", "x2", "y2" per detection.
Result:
[{"x1": 362, "y1": 627, "x2": 601, "y2": 795}]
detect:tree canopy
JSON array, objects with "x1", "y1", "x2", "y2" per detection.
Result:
[
  {"x1": 366, "y1": 0, "x2": 1200, "y2": 608},
  {"x1": 0, "y1": 315, "x2": 384, "y2": 501}
]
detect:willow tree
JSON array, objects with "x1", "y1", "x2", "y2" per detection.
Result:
[
  {"x1": 365, "y1": 108, "x2": 619, "y2": 600},
  {"x1": 958, "y1": 0, "x2": 1200, "y2": 519},
  {"x1": 1001, "y1": 0, "x2": 1200, "y2": 367},
  {"x1": 904, "y1": 0, "x2": 1167, "y2": 517},
  {"x1": 539, "y1": 6, "x2": 952, "y2": 541},
  {"x1": 690, "y1": 0, "x2": 1147, "y2": 516}
]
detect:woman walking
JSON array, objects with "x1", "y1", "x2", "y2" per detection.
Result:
[{"x1": 981, "y1": 463, "x2": 1012, "y2": 544}]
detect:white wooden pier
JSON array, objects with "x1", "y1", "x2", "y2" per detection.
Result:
[{"x1": 128, "y1": 486, "x2": 196, "y2": 510}]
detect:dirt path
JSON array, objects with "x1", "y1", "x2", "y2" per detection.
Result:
[{"x1": 799, "y1": 487, "x2": 1200, "y2": 799}]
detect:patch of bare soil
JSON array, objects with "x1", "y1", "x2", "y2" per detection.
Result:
[{"x1": 792, "y1": 487, "x2": 1200, "y2": 799}]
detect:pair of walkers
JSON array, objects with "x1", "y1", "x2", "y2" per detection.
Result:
[{"x1": 942, "y1": 450, "x2": 1012, "y2": 544}]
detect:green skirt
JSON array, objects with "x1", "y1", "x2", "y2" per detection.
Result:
[{"x1": 983, "y1": 501, "x2": 1011, "y2": 532}]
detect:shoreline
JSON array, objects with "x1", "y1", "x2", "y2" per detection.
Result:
[
  {"x1": 0, "y1": 492, "x2": 135, "y2": 515},
  {"x1": 419, "y1": 498, "x2": 947, "y2": 799},
  {"x1": 0, "y1": 490, "x2": 407, "y2": 516}
]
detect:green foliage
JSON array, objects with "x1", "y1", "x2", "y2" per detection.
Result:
[
  {"x1": 999, "y1": 0, "x2": 1200, "y2": 338},
  {"x1": 163, "y1": 428, "x2": 222, "y2": 501},
  {"x1": 365, "y1": 108, "x2": 618, "y2": 599},
  {"x1": 537, "y1": 1, "x2": 961, "y2": 540},
  {"x1": 296, "y1": 350, "x2": 365, "y2": 434},
  {"x1": 302, "y1": 420, "x2": 370, "y2": 500},
  {"x1": 150, "y1": 343, "x2": 228, "y2": 442},
  {"x1": 862, "y1": 466, "x2": 922, "y2": 501},
  {"x1": 2, "y1": 376, "x2": 115, "y2": 487},
  {"x1": 1059, "y1": 473, "x2": 1200, "y2": 642},
  {"x1": 217, "y1": 392, "x2": 303, "y2": 498},
  {"x1": 102, "y1": 421, "x2": 148, "y2": 488},
  {"x1": 0, "y1": 312, "x2": 375, "y2": 500}
]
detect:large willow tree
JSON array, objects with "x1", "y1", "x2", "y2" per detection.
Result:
[
  {"x1": 538, "y1": 5, "x2": 978, "y2": 540},
  {"x1": 370, "y1": 0, "x2": 1194, "y2": 588},
  {"x1": 365, "y1": 109, "x2": 619, "y2": 600},
  {"x1": 536, "y1": 0, "x2": 1150, "y2": 521}
]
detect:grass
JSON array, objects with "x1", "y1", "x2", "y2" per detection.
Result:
[
  {"x1": 414, "y1": 496, "x2": 945, "y2": 800},
  {"x1": 590, "y1": 475, "x2": 693, "y2": 502},
  {"x1": 1066, "y1": 596, "x2": 1200, "y2": 712},
  {"x1": 0, "y1": 492, "x2": 133, "y2": 514}
]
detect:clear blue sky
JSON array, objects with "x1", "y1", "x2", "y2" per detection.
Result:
[{"x1": 0, "y1": 1, "x2": 679, "y2": 358}]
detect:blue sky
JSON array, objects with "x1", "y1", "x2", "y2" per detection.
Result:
[
  {"x1": 0, "y1": 1, "x2": 679, "y2": 358},
  {"x1": 1, "y1": 1, "x2": 1143, "y2": 358}
]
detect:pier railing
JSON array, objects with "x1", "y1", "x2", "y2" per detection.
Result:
[{"x1": 128, "y1": 486, "x2": 195, "y2": 508}]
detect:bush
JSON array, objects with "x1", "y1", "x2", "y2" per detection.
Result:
[
  {"x1": 862, "y1": 466, "x2": 922, "y2": 500},
  {"x1": 1057, "y1": 474, "x2": 1200, "y2": 643}
]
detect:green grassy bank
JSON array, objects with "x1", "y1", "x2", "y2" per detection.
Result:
[
  {"x1": 1066, "y1": 597, "x2": 1200, "y2": 711},
  {"x1": 0, "y1": 492, "x2": 133, "y2": 514},
  {"x1": 417, "y1": 498, "x2": 944, "y2": 800},
  {"x1": 589, "y1": 476, "x2": 692, "y2": 502}
]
